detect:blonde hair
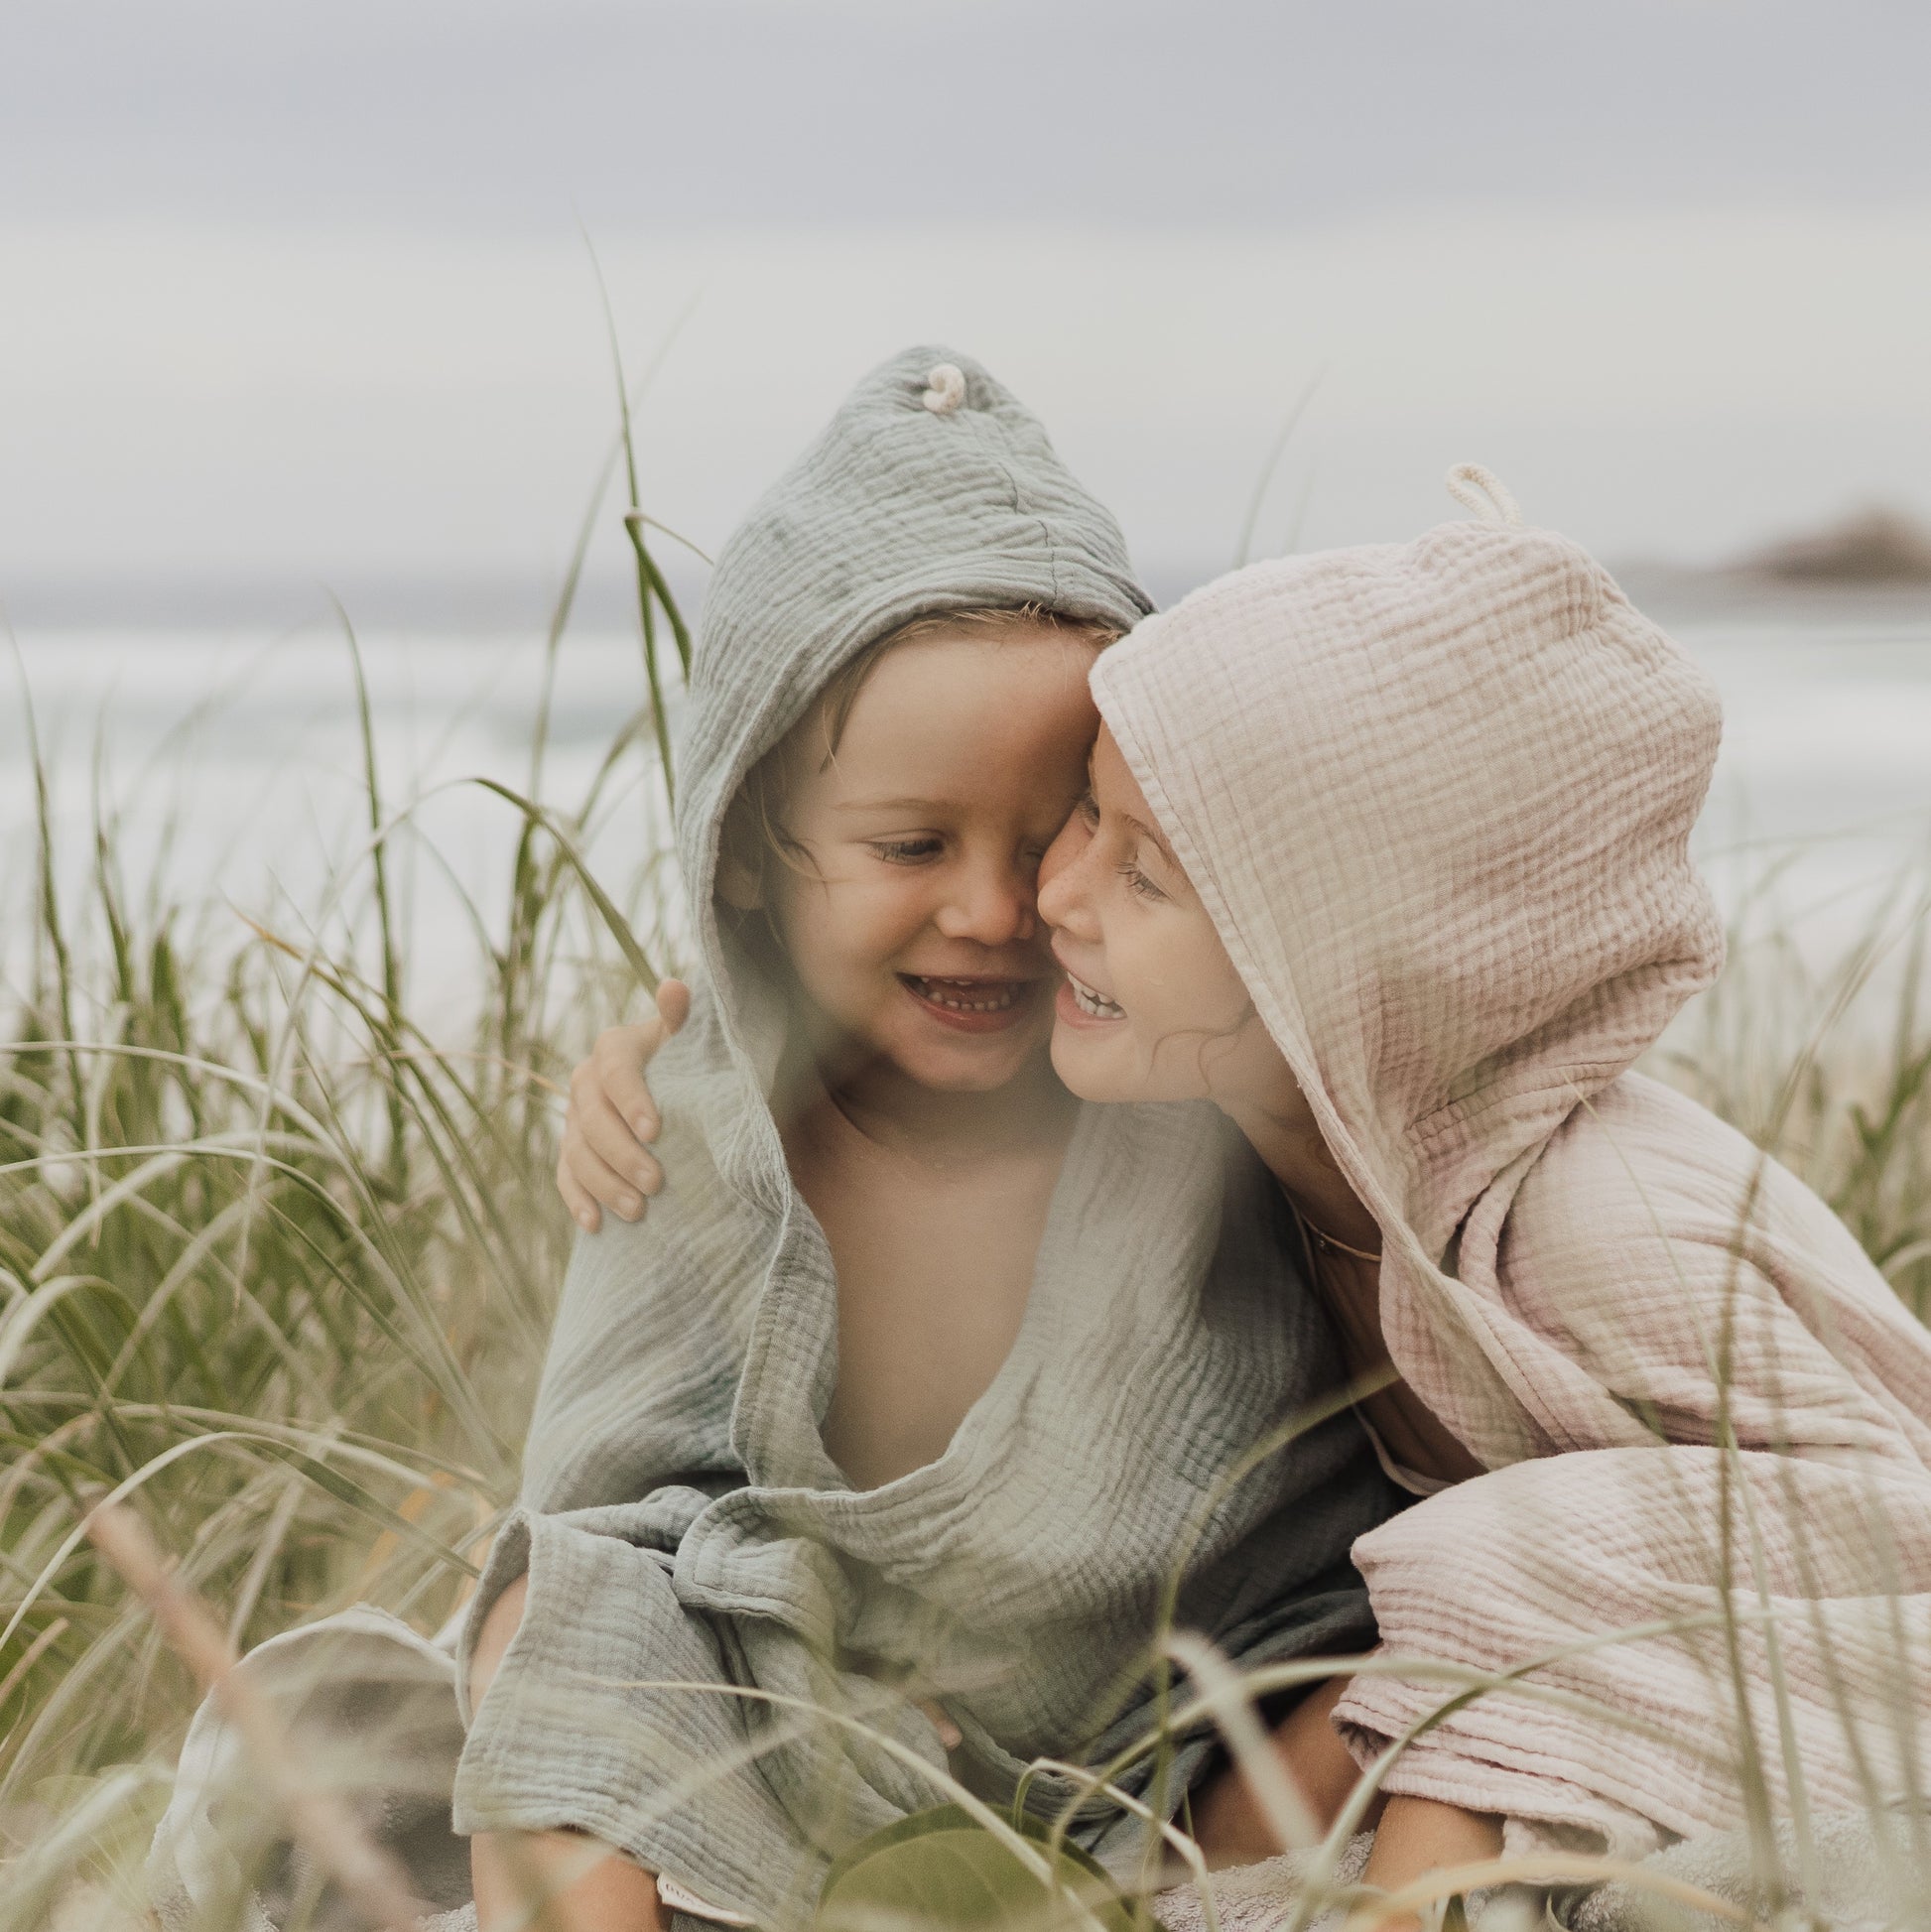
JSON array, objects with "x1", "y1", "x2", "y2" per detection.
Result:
[{"x1": 721, "y1": 603, "x2": 1120, "y2": 895}]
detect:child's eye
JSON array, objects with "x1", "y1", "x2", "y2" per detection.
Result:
[
  {"x1": 1076, "y1": 790, "x2": 1099, "y2": 827},
  {"x1": 869, "y1": 837, "x2": 943, "y2": 863},
  {"x1": 1118, "y1": 863, "x2": 1167, "y2": 903}
]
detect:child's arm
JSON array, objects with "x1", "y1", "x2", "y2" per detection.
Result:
[
  {"x1": 557, "y1": 980, "x2": 690, "y2": 1233},
  {"x1": 468, "y1": 1576, "x2": 668, "y2": 1932},
  {"x1": 1354, "y1": 1796, "x2": 1501, "y2": 1928},
  {"x1": 1188, "y1": 1678, "x2": 1365, "y2": 1866},
  {"x1": 1190, "y1": 1683, "x2": 1500, "y2": 1928}
]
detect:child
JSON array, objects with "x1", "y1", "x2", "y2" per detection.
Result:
[
  {"x1": 575, "y1": 476, "x2": 1931, "y2": 1923},
  {"x1": 453, "y1": 349, "x2": 1399, "y2": 1932},
  {"x1": 1036, "y1": 479, "x2": 1931, "y2": 1913}
]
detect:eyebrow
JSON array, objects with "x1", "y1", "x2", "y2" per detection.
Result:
[
  {"x1": 1122, "y1": 811, "x2": 1181, "y2": 871},
  {"x1": 833, "y1": 797, "x2": 947, "y2": 815}
]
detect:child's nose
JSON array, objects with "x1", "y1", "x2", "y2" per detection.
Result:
[
  {"x1": 1036, "y1": 818, "x2": 1095, "y2": 937},
  {"x1": 936, "y1": 858, "x2": 1035, "y2": 946}
]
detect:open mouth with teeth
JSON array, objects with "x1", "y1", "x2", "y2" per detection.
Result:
[
  {"x1": 1062, "y1": 969, "x2": 1125, "y2": 1021},
  {"x1": 898, "y1": 973, "x2": 1036, "y2": 1032}
]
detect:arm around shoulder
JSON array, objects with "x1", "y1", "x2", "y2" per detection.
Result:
[{"x1": 556, "y1": 981, "x2": 691, "y2": 1233}]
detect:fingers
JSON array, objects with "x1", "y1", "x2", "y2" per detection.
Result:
[
  {"x1": 561, "y1": 1078, "x2": 664, "y2": 1220},
  {"x1": 556, "y1": 1000, "x2": 685, "y2": 1229},
  {"x1": 582, "y1": 1078, "x2": 665, "y2": 1193},
  {"x1": 557, "y1": 1154, "x2": 604, "y2": 1235},
  {"x1": 655, "y1": 976, "x2": 691, "y2": 1038},
  {"x1": 559, "y1": 1119, "x2": 655, "y2": 1224},
  {"x1": 593, "y1": 1020, "x2": 666, "y2": 1141}
]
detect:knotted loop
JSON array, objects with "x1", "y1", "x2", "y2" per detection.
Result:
[
  {"x1": 921, "y1": 363, "x2": 967, "y2": 415},
  {"x1": 1445, "y1": 462, "x2": 1524, "y2": 528}
]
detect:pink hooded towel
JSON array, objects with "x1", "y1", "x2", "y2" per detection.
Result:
[{"x1": 1089, "y1": 498, "x2": 1931, "y2": 1860}]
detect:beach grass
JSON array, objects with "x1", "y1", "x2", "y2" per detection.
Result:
[
  {"x1": 1, "y1": 441, "x2": 693, "y2": 1922},
  {"x1": 4, "y1": 537, "x2": 1931, "y2": 1927},
  {"x1": 1654, "y1": 852, "x2": 1931, "y2": 1321}
]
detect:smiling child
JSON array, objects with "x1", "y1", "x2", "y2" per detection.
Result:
[
  {"x1": 454, "y1": 350, "x2": 1399, "y2": 1932},
  {"x1": 563, "y1": 489, "x2": 1931, "y2": 1926},
  {"x1": 146, "y1": 349, "x2": 1399, "y2": 1932},
  {"x1": 1040, "y1": 499, "x2": 1931, "y2": 1910}
]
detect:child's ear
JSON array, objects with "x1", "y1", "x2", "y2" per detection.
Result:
[{"x1": 716, "y1": 852, "x2": 764, "y2": 911}]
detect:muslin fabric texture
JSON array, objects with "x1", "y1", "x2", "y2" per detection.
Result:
[
  {"x1": 147, "y1": 346, "x2": 1399, "y2": 1931},
  {"x1": 1090, "y1": 518, "x2": 1931, "y2": 1863},
  {"x1": 448, "y1": 344, "x2": 1396, "y2": 1919},
  {"x1": 448, "y1": 343, "x2": 1395, "y2": 1923}
]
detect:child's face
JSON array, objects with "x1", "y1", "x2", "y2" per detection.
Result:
[
  {"x1": 1037, "y1": 726, "x2": 1281, "y2": 1105},
  {"x1": 749, "y1": 623, "x2": 1099, "y2": 1093}
]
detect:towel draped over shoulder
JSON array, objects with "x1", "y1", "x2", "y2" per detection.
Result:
[
  {"x1": 449, "y1": 344, "x2": 1396, "y2": 1922},
  {"x1": 148, "y1": 346, "x2": 1399, "y2": 1931},
  {"x1": 1091, "y1": 516, "x2": 1931, "y2": 1860}
]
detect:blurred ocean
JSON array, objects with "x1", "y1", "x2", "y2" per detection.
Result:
[
  {"x1": 5, "y1": 617, "x2": 1931, "y2": 1011},
  {"x1": 3, "y1": 627, "x2": 679, "y2": 1004}
]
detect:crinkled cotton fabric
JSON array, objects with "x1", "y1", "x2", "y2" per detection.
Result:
[
  {"x1": 453, "y1": 1031, "x2": 1390, "y2": 1924},
  {"x1": 1091, "y1": 516, "x2": 1931, "y2": 1860},
  {"x1": 447, "y1": 344, "x2": 1396, "y2": 1924},
  {"x1": 446, "y1": 345, "x2": 1396, "y2": 1921},
  {"x1": 149, "y1": 347, "x2": 1401, "y2": 1931}
]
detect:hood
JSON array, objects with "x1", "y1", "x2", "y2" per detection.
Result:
[
  {"x1": 1090, "y1": 505, "x2": 1725, "y2": 1449},
  {"x1": 675, "y1": 343, "x2": 1151, "y2": 1082},
  {"x1": 462, "y1": 364, "x2": 1393, "y2": 1910}
]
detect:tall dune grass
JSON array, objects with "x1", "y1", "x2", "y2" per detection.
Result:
[
  {"x1": 1653, "y1": 853, "x2": 1931, "y2": 1320},
  {"x1": 0, "y1": 460, "x2": 691, "y2": 1922},
  {"x1": 4, "y1": 511, "x2": 1931, "y2": 1924}
]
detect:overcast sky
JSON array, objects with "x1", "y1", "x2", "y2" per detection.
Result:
[{"x1": 5, "y1": 0, "x2": 1930, "y2": 618}]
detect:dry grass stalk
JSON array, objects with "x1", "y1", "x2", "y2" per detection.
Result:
[
  {"x1": 81, "y1": 1500, "x2": 430, "y2": 1932},
  {"x1": 0, "y1": 1615, "x2": 68, "y2": 1713}
]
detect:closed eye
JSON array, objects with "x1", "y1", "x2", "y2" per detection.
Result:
[{"x1": 1118, "y1": 862, "x2": 1167, "y2": 903}]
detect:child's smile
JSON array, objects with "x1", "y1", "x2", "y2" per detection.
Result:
[
  {"x1": 1037, "y1": 725, "x2": 1266, "y2": 1104},
  {"x1": 731, "y1": 619, "x2": 1102, "y2": 1094},
  {"x1": 898, "y1": 971, "x2": 1043, "y2": 1030},
  {"x1": 1053, "y1": 965, "x2": 1125, "y2": 1028}
]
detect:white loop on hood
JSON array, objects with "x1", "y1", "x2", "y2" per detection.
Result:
[
  {"x1": 922, "y1": 363, "x2": 967, "y2": 414},
  {"x1": 1445, "y1": 462, "x2": 1524, "y2": 527}
]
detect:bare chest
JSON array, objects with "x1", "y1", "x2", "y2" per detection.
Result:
[{"x1": 793, "y1": 1144, "x2": 1062, "y2": 1491}]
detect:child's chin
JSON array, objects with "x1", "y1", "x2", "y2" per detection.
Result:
[
  {"x1": 1048, "y1": 1026, "x2": 1132, "y2": 1101},
  {"x1": 910, "y1": 1058, "x2": 1032, "y2": 1095},
  {"x1": 882, "y1": 1023, "x2": 1043, "y2": 1093}
]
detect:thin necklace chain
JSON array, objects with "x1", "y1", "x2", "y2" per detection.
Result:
[{"x1": 1293, "y1": 1200, "x2": 1382, "y2": 1265}]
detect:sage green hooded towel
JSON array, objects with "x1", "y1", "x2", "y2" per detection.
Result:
[
  {"x1": 147, "y1": 347, "x2": 1399, "y2": 1932},
  {"x1": 448, "y1": 347, "x2": 1396, "y2": 1922}
]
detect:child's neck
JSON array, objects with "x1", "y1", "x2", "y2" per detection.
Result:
[
  {"x1": 1218, "y1": 1094, "x2": 1383, "y2": 1256},
  {"x1": 782, "y1": 1035, "x2": 1078, "y2": 1166}
]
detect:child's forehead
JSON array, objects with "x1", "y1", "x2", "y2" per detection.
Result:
[
  {"x1": 789, "y1": 625, "x2": 1100, "y2": 800},
  {"x1": 794, "y1": 620, "x2": 1092, "y2": 737},
  {"x1": 859, "y1": 619, "x2": 1096, "y2": 692}
]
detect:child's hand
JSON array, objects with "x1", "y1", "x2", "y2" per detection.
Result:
[
  {"x1": 1351, "y1": 1794, "x2": 1502, "y2": 1931},
  {"x1": 557, "y1": 979, "x2": 690, "y2": 1232}
]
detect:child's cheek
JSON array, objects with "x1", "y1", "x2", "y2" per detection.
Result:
[{"x1": 807, "y1": 872, "x2": 902, "y2": 966}]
